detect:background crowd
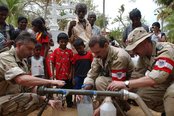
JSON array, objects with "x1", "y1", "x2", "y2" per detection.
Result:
[{"x1": 0, "y1": 2, "x2": 173, "y2": 116}]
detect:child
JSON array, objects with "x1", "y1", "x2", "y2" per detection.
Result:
[
  {"x1": 31, "y1": 18, "x2": 49, "y2": 58},
  {"x1": 51, "y1": 32, "x2": 73, "y2": 107},
  {"x1": 29, "y1": 43, "x2": 46, "y2": 78},
  {"x1": 46, "y1": 50, "x2": 54, "y2": 79},
  {"x1": 72, "y1": 38, "x2": 93, "y2": 89}
]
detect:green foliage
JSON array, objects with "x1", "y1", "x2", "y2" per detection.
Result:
[
  {"x1": 154, "y1": 0, "x2": 174, "y2": 42},
  {"x1": 109, "y1": 28, "x2": 123, "y2": 41},
  {"x1": 163, "y1": 12, "x2": 174, "y2": 42},
  {"x1": 0, "y1": 0, "x2": 25, "y2": 26},
  {"x1": 154, "y1": 0, "x2": 173, "y2": 6},
  {"x1": 95, "y1": 13, "x2": 109, "y2": 29}
]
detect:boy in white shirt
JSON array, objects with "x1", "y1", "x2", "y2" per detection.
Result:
[{"x1": 28, "y1": 43, "x2": 45, "y2": 78}]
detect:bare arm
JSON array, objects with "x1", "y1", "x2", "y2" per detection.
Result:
[
  {"x1": 107, "y1": 76, "x2": 156, "y2": 91},
  {"x1": 14, "y1": 74, "x2": 65, "y2": 87},
  {"x1": 129, "y1": 76, "x2": 156, "y2": 88}
]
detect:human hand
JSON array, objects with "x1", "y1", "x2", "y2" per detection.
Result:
[
  {"x1": 93, "y1": 107, "x2": 100, "y2": 116},
  {"x1": 82, "y1": 84, "x2": 93, "y2": 90},
  {"x1": 48, "y1": 99, "x2": 63, "y2": 110},
  {"x1": 69, "y1": 21, "x2": 76, "y2": 28},
  {"x1": 107, "y1": 81, "x2": 126, "y2": 91},
  {"x1": 51, "y1": 80, "x2": 65, "y2": 87},
  {"x1": 76, "y1": 95, "x2": 83, "y2": 102}
]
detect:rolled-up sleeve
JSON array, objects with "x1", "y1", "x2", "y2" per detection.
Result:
[
  {"x1": 0, "y1": 51, "x2": 27, "y2": 82},
  {"x1": 148, "y1": 56, "x2": 174, "y2": 84},
  {"x1": 148, "y1": 70, "x2": 169, "y2": 84},
  {"x1": 84, "y1": 58, "x2": 101, "y2": 85},
  {"x1": 5, "y1": 67, "x2": 26, "y2": 81}
]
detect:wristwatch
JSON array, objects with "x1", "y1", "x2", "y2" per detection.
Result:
[{"x1": 124, "y1": 81, "x2": 130, "y2": 88}]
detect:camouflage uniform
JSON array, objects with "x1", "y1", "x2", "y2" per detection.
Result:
[
  {"x1": 134, "y1": 42, "x2": 174, "y2": 115},
  {"x1": 0, "y1": 48, "x2": 43, "y2": 116},
  {"x1": 84, "y1": 45, "x2": 134, "y2": 92}
]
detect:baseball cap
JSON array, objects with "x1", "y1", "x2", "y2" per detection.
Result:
[{"x1": 125, "y1": 27, "x2": 152, "y2": 51}]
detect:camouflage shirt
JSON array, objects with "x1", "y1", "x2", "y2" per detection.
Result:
[
  {"x1": 84, "y1": 46, "x2": 134, "y2": 85},
  {"x1": 0, "y1": 47, "x2": 28, "y2": 96}
]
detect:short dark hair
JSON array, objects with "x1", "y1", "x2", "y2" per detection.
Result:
[
  {"x1": 38, "y1": 16, "x2": 45, "y2": 24},
  {"x1": 152, "y1": 22, "x2": 160, "y2": 28},
  {"x1": 18, "y1": 16, "x2": 28, "y2": 23},
  {"x1": 89, "y1": 35, "x2": 109, "y2": 48},
  {"x1": 73, "y1": 38, "x2": 85, "y2": 47},
  {"x1": 75, "y1": 3, "x2": 87, "y2": 14},
  {"x1": 129, "y1": 8, "x2": 141, "y2": 20},
  {"x1": 15, "y1": 31, "x2": 37, "y2": 45},
  {"x1": 0, "y1": 5, "x2": 9, "y2": 12},
  {"x1": 57, "y1": 32, "x2": 69, "y2": 42},
  {"x1": 88, "y1": 12, "x2": 96, "y2": 18}
]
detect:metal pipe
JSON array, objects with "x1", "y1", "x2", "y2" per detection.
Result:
[
  {"x1": 123, "y1": 90, "x2": 153, "y2": 116},
  {"x1": 37, "y1": 86, "x2": 124, "y2": 99},
  {"x1": 37, "y1": 87, "x2": 153, "y2": 116}
]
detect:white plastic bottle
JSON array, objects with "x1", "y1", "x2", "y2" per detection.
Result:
[
  {"x1": 77, "y1": 95, "x2": 93, "y2": 116},
  {"x1": 100, "y1": 97, "x2": 116, "y2": 116}
]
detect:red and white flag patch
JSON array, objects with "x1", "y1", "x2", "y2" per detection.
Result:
[
  {"x1": 153, "y1": 57, "x2": 174, "y2": 74},
  {"x1": 111, "y1": 69, "x2": 126, "y2": 81}
]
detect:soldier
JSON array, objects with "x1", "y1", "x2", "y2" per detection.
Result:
[
  {"x1": 0, "y1": 31, "x2": 65, "y2": 115},
  {"x1": 80, "y1": 35, "x2": 134, "y2": 115},
  {"x1": 108, "y1": 27, "x2": 174, "y2": 116}
]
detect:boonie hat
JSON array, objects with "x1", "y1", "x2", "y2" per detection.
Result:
[{"x1": 125, "y1": 27, "x2": 152, "y2": 51}]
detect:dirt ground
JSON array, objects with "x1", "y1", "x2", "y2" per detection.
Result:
[{"x1": 28, "y1": 105, "x2": 161, "y2": 116}]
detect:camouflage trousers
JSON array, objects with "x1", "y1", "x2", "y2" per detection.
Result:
[
  {"x1": 0, "y1": 93, "x2": 44, "y2": 116},
  {"x1": 137, "y1": 82, "x2": 174, "y2": 116},
  {"x1": 95, "y1": 76, "x2": 130, "y2": 114}
]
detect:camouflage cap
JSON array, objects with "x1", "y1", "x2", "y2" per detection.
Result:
[{"x1": 125, "y1": 27, "x2": 152, "y2": 51}]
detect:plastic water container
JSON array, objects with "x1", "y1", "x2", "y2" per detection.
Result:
[
  {"x1": 77, "y1": 95, "x2": 93, "y2": 116},
  {"x1": 100, "y1": 97, "x2": 116, "y2": 116}
]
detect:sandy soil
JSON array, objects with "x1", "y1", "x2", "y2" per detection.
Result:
[{"x1": 28, "y1": 105, "x2": 161, "y2": 116}]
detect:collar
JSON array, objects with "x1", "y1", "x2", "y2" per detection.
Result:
[
  {"x1": 102, "y1": 46, "x2": 112, "y2": 66},
  {"x1": 9, "y1": 47, "x2": 23, "y2": 63},
  {"x1": 75, "y1": 18, "x2": 89, "y2": 24}
]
